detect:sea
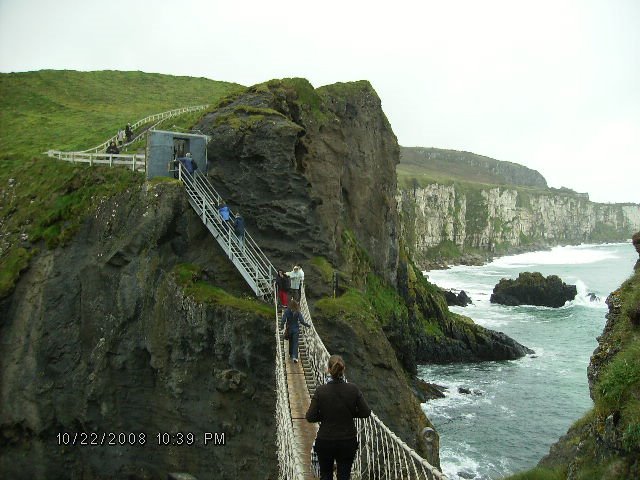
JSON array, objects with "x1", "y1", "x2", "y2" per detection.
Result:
[{"x1": 419, "y1": 242, "x2": 637, "y2": 480}]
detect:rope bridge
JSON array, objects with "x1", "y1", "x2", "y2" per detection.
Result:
[
  {"x1": 177, "y1": 164, "x2": 447, "y2": 479},
  {"x1": 47, "y1": 127, "x2": 446, "y2": 479}
]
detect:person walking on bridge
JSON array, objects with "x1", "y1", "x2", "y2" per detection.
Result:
[
  {"x1": 279, "y1": 300, "x2": 309, "y2": 363},
  {"x1": 306, "y1": 355, "x2": 371, "y2": 480},
  {"x1": 286, "y1": 265, "x2": 304, "y2": 302}
]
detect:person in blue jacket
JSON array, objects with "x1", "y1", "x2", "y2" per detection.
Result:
[
  {"x1": 279, "y1": 299, "x2": 309, "y2": 363},
  {"x1": 219, "y1": 203, "x2": 231, "y2": 222},
  {"x1": 178, "y1": 152, "x2": 197, "y2": 175}
]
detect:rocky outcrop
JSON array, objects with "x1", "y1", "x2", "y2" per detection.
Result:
[
  {"x1": 397, "y1": 257, "x2": 533, "y2": 364},
  {"x1": 490, "y1": 272, "x2": 577, "y2": 308},
  {"x1": 197, "y1": 79, "x2": 399, "y2": 286},
  {"x1": 0, "y1": 182, "x2": 277, "y2": 480},
  {"x1": 398, "y1": 182, "x2": 640, "y2": 269},
  {"x1": 441, "y1": 289, "x2": 472, "y2": 307}
]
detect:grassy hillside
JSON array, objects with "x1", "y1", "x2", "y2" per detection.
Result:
[
  {"x1": 0, "y1": 69, "x2": 245, "y2": 298},
  {"x1": 0, "y1": 69, "x2": 243, "y2": 156},
  {"x1": 398, "y1": 146, "x2": 549, "y2": 190}
]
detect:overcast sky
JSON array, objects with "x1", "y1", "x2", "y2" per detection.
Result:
[{"x1": 1, "y1": 0, "x2": 637, "y2": 203}]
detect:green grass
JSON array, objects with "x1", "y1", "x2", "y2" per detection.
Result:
[
  {"x1": 398, "y1": 146, "x2": 547, "y2": 188},
  {"x1": 0, "y1": 69, "x2": 245, "y2": 299},
  {"x1": 172, "y1": 263, "x2": 273, "y2": 317},
  {"x1": 309, "y1": 256, "x2": 334, "y2": 283},
  {"x1": 502, "y1": 466, "x2": 565, "y2": 480},
  {"x1": 596, "y1": 342, "x2": 640, "y2": 411},
  {"x1": 0, "y1": 70, "x2": 244, "y2": 156},
  {"x1": 0, "y1": 157, "x2": 142, "y2": 297}
]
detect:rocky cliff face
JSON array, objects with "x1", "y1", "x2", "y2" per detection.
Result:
[
  {"x1": 0, "y1": 79, "x2": 444, "y2": 478},
  {"x1": 398, "y1": 183, "x2": 640, "y2": 268},
  {"x1": 0, "y1": 181, "x2": 277, "y2": 479},
  {"x1": 197, "y1": 79, "x2": 399, "y2": 285}
]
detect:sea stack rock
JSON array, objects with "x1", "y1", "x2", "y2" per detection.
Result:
[
  {"x1": 441, "y1": 289, "x2": 473, "y2": 306},
  {"x1": 490, "y1": 272, "x2": 577, "y2": 308}
]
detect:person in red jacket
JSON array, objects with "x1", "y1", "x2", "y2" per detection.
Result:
[{"x1": 306, "y1": 355, "x2": 371, "y2": 480}]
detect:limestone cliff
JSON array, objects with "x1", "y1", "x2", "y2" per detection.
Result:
[{"x1": 398, "y1": 182, "x2": 640, "y2": 268}]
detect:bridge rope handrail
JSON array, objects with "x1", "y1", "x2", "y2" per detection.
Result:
[
  {"x1": 298, "y1": 287, "x2": 447, "y2": 480},
  {"x1": 77, "y1": 104, "x2": 210, "y2": 154},
  {"x1": 274, "y1": 287, "x2": 307, "y2": 479}
]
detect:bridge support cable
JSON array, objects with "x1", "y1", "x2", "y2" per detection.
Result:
[{"x1": 298, "y1": 287, "x2": 448, "y2": 480}]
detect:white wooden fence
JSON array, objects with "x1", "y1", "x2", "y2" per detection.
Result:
[
  {"x1": 44, "y1": 150, "x2": 146, "y2": 171},
  {"x1": 79, "y1": 104, "x2": 210, "y2": 154}
]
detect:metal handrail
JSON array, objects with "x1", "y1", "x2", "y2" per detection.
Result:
[{"x1": 178, "y1": 163, "x2": 276, "y2": 296}]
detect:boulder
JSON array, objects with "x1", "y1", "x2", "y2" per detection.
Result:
[
  {"x1": 413, "y1": 378, "x2": 447, "y2": 401},
  {"x1": 442, "y1": 289, "x2": 473, "y2": 307},
  {"x1": 490, "y1": 272, "x2": 577, "y2": 308}
]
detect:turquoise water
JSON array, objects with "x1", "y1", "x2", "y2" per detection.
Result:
[{"x1": 419, "y1": 242, "x2": 637, "y2": 480}]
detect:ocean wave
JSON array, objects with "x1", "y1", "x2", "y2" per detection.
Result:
[{"x1": 491, "y1": 244, "x2": 619, "y2": 268}]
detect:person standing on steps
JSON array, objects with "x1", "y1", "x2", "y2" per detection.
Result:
[
  {"x1": 219, "y1": 203, "x2": 230, "y2": 221},
  {"x1": 234, "y1": 213, "x2": 245, "y2": 250},
  {"x1": 306, "y1": 355, "x2": 371, "y2": 480},
  {"x1": 276, "y1": 270, "x2": 290, "y2": 309},
  {"x1": 279, "y1": 300, "x2": 309, "y2": 363},
  {"x1": 125, "y1": 123, "x2": 133, "y2": 143},
  {"x1": 286, "y1": 264, "x2": 304, "y2": 302},
  {"x1": 178, "y1": 152, "x2": 197, "y2": 175},
  {"x1": 117, "y1": 128, "x2": 125, "y2": 146}
]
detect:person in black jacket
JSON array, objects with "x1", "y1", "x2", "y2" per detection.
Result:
[
  {"x1": 106, "y1": 141, "x2": 119, "y2": 154},
  {"x1": 306, "y1": 355, "x2": 371, "y2": 480},
  {"x1": 279, "y1": 300, "x2": 309, "y2": 363}
]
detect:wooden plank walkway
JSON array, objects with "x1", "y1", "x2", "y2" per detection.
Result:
[{"x1": 284, "y1": 338, "x2": 318, "y2": 480}]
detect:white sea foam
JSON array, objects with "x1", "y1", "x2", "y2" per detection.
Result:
[
  {"x1": 491, "y1": 244, "x2": 619, "y2": 268},
  {"x1": 569, "y1": 279, "x2": 607, "y2": 309}
]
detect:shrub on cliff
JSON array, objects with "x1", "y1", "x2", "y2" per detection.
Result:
[{"x1": 490, "y1": 272, "x2": 577, "y2": 308}]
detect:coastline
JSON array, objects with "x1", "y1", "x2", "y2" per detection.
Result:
[
  {"x1": 417, "y1": 241, "x2": 637, "y2": 480},
  {"x1": 421, "y1": 239, "x2": 632, "y2": 273}
]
